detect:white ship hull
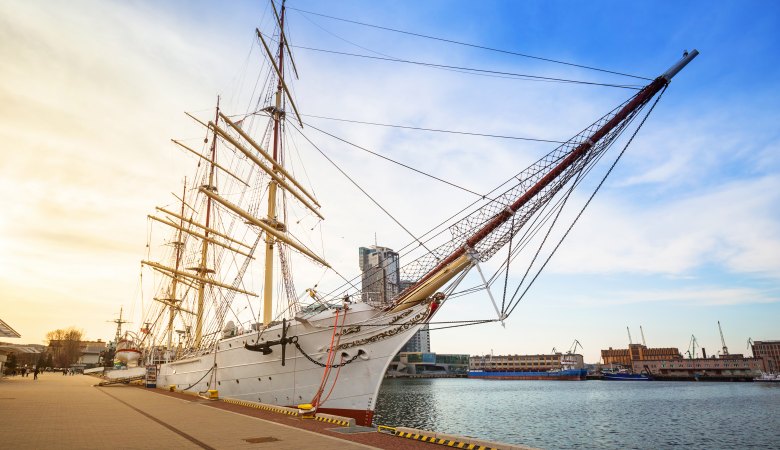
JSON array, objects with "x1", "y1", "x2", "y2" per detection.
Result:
[
  {"x1": 116, "y1": 338, "x2": 141, "y2": 365},
  {"x1": 155, "y1": 301, "x2": 431, "y2": 425}
]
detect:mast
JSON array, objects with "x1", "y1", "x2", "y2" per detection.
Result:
[
  {"x1": 263, "y1": 1, "x2": 287, "y2": 326},
  {"x1": 194, "y1": 99, "x2": 220, "y2": 347},
  {"x1": 167, "y1": 180, "x2": 187, "y2": 352},
  {"x1": 390, "y1": 50, "x2": 699, "y2": 312},
  {"x1": 111, "y1": 307, "x2": 128, "y2": 344}
]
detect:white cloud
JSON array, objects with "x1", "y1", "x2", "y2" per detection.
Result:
[
  {"x1": 544, "y1": 174, "x2": 780, "y2": 277},
  {"x1": 1, "y1": 0, "x2": 777, "y2": 351},
  {"x1": 568, "y1": 286, "x2": 777, "y2": 307}
]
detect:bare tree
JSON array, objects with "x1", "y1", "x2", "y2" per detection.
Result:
[{"x1": 46, "y1": 327, "x2": 83, "y2": 368}]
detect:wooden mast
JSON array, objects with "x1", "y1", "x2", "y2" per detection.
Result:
[
  {"x1": 195, "y1": 98, "x2": 220, "y2": 347},
  {"x1": 262, "y1": 1, "x2": 287, "y2": 326},
  {"x1": 166, "y1": 179, "x2": 187, "y2": 352}
]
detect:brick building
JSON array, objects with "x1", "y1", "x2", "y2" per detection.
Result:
[
  {"x1": 636, "y1": 356, "x2": 763, "y2": 381},
  {"x1": 601, "y1": 343, "x2": 681, "y2": 367},
  {"x1": 470, "y1": 353, "x2": 585, "y2": 371},
  {"x1": 752, "y1": 340, "x2": 780, "y2": 373}
]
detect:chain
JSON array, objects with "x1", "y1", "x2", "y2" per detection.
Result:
[
  {"x1": 181, "y1": 363, "x2": 216, "y2": 392},
  {"x1": 293, "y1": 341, "x2": 361, "y2": 368}
]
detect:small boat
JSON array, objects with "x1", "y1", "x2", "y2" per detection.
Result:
[
  {"x1": 109, "y1": 307, "x2": 142, "y2": 367},
  {"x1": 115, "y1": 336, "x2": 142, "y2": 366},
  {"x1": 754, "y1": 372, "x2": 780, "y2": 382},
  {"x1": 602, "y1": 370, "x2": 651, "y2": 381}
]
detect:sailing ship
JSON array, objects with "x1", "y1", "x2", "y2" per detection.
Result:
[{"x1": 133, "y1": 1, "x2": 698, "y2": 425}]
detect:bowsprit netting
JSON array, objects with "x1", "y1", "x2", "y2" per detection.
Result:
[{"x1": 391, "y1": 89, "x2": 651, "y2": 293}]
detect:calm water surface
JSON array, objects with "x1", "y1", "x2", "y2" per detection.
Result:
[{"x1": 373, "y1": 378, "x2": 780, "y2": 449}]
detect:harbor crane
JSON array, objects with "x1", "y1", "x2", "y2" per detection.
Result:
[
  {"x1": 687, "y1": 334, "x2": 699, "y2": 359},
  {"x1": 567, "y1": 339, "x2": 583, "y2": 354},
  {"x1": 718, "y1": 321, "x2": 729, "y2": 356},
  {"x1": 747, "y1": 337, "x2": 754, "y2": 356},
  {"x1": 627, "y1": 327, "x2": 633, "y2": 345},
  {"x1": 640, "y1": 325, "x2": 647, "y2": 346}
]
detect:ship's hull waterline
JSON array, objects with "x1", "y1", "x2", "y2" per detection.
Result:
[{"x1": 155, "y1": 301, "x2": 431, "y2": 425}]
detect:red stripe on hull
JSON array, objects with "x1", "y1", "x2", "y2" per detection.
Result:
[
  {"x1": 116, "y1": 349, "x2": 142, "y2": 355},
  {"x1": 314, "y1": 407, "x2": 374, "y2": 427}
]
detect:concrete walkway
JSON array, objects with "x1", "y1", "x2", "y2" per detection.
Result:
[{"x1": 0, "y1": 372, "x2": 375, "y2": 449}]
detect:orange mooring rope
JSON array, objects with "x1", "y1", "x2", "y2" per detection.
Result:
[{"x1": 311, "y1": 309, "x2": 341, "y2": 407}]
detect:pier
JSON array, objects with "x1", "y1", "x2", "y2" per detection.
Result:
[{"x1": 0, "y1": 372, "x2": 532, "y2": 450}]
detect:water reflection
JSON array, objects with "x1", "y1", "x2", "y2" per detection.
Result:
[{"x1": 373, "y1": 378, "x2": 780, "y2": 450}]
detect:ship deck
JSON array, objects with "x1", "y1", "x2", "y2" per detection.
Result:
[{"x1": 0, "y1": 371, "x2": 534, "y2": 449}]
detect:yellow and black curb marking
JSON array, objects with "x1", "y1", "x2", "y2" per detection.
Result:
[
  {"x1": 380, "y1": 426, "x2": 499, "y2": 450},
  {"x1": 314, "y1": 416, "x2": 351, "y2": 427},
  {"x1": 221, "y1": 398, "x2": 299, "y2": 416}
]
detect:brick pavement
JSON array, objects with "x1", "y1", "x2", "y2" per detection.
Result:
[
  {"x1": 0, "y1": 372, "x2": 375, "y2": 449},
  {"x1": 0, "y1": 372, "x2": 533, "y2": 450}
]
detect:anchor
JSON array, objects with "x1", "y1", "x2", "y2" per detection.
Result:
[{"x1": 244, "y1": 318, "x2": 298, "y2": 366}]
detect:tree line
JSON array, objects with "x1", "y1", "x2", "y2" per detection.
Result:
[{"x1": 3, "y1": 327, "x2": 115, "y2": 374}]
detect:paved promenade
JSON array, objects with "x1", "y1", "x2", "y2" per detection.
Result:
[{"x1": 0, "y1": 372, "x2": 376, "y2": 449}]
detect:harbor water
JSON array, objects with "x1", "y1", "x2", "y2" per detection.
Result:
[{"x1": 373, "y1": 378, "x2": 780, "y2": 449}]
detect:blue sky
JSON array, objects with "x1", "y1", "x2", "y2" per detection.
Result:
[{"x1": 0, "y1": 1, "x2": 777, "y2": 362}]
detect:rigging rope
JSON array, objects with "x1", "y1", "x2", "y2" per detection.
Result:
[
  {"x1": 287, "y1": 43, "x2": 642, "y2": 90},
  {"x1": 310, "y1": 308, "x2": 340, "y2": 407},
  {"x1": 180, "y1": 363, "x2": 216, "y2": 392},
  {"x1": 500, "y1": 215, "x2": 515, "y2": 315},
  {"x1": 285, "y1": 101, "x2": 633, "y2": 304},
  {"x1": 503, "y1": 85, "x2": 668, "y2": 318},
  {"x1": 290, "y1": 123, "x2": 437, "y2": 258},
  {"x1": 303, "y1": 122, "x2": 491, "y2": 199},
  {"x1": 301, "y1": 114, "x2": 566, "y2": 144},
  {"x1": 287, "y1": 6, "x2": 652, "y2": 81},
  {"x1": 427, "y1": 319, "x2": 498, "y2": 332}
]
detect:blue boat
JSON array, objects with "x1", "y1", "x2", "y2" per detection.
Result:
[{"x1": 602, "y1": 372, "x2": 651, "y2": 381}]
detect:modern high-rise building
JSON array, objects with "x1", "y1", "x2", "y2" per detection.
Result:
[
  {"x1": 401, "y1": 324, "x2": 430, "y2": 353},
  {"x1": 359, "y1": 246, "x2": 401, "y2": 306},
  {"x1": 360, "y1": 246, "x2": 431, "y2": 354}
]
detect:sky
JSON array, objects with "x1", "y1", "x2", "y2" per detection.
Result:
[{"x1": 0, "y1": 0, "x2": 778, "y2": 363}]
